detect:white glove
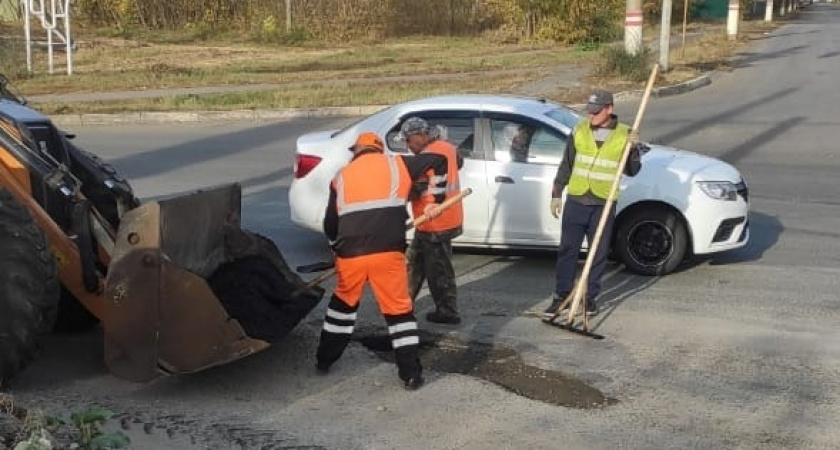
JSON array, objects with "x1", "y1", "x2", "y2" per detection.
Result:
[{"x1": 550, "y1": 198, "x2": 562, "y2": 219}]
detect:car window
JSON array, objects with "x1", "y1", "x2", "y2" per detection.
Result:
[
  {"x1": 387, "y1": 116, "x2": 478, "y2": 160},
  {"x1": 489, "y1": 118, "x2": 566, "y2": 165},
  {"x1": 544, "y1": 107, "x2": 582, "y2": 131}
]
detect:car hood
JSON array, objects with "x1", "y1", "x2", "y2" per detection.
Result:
[{"x1": 642, "y1": 143, "x2": 742, "y2": 183}]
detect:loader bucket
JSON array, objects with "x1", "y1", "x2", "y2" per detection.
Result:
[{"x1": 103, "y1": 183, "x2": 324, "y2": 383}]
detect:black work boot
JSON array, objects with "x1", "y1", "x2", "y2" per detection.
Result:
[
  {"x1": 585, "y1": 300, "x2": 599, "y2": 317},
  {"x1": 403, "y1": 375, "x2": 425, "y2": 390},
  {"x1": 315, "y1": 361, "x2": 330, "y2": 375},
  {"x1": 426, "y1": 306, "x2": 461, "y2": 324}
]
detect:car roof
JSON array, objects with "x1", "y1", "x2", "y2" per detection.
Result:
[
  {"x1": 0, "y1": 99, "x2": 50, "y2": 123},
  {"x1": 390, "y1": 94, "x2": 572, "y2": 116}
]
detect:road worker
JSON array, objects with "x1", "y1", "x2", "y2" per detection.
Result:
[
  {"x1": 544, "y1": 89, "x2": 643, "y2": 318},
  {"x1": 400, "y1": 117, "x2": 465, "y2": 325},
  {"x1": 316, "y1": 131, "x2": 449, "y2": 390}
]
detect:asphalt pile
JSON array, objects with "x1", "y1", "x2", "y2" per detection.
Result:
[
  {"x1": 356, "y1": 331, "x2": 617, "y2": 409},
  {"x1": 208, "y1": 255, "x2": 324, "y2": 342}
]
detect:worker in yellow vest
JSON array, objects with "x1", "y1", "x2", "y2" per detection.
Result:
[{"x1": 544, "y1": 89, "x2": 643, "y2": 318}]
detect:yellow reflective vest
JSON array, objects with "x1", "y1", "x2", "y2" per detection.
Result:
[{"x1": 567, "y1": 122, "x2": 631, "y2": 201}]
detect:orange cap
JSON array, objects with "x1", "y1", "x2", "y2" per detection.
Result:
[{"x1": 349, "y1": 132, "x2": 385, "y2": 153}]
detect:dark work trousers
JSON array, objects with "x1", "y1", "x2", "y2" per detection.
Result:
[
  {"x1": 554, "y1": 198, "x2": 616, "y2": 305},
  {"x1": 407, "y1": 231, "x2": 459, "y2": 316},
  {"x1": 316, "y1": 295, "x2": 422, "y2": 382}
]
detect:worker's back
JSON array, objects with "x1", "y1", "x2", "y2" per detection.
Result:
[{"x1": 331, "y1": 152, "x2": 412, "y2": 258}]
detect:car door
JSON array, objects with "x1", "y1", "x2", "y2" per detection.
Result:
[
  {"x1": 481, "y1": 112, "x2": 568, "y2": 245},
  {"x1": 382, "y1": 110, "x2": 489, "y2": 243}
]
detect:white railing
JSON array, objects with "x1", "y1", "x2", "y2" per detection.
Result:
[{"x1": 21, "y1": 0, "x2": 73, "y2": 75}]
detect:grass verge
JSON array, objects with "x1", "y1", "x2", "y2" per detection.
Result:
[
  {"x1": 33, "y1": 70, "x2": 543, "y2": 115},
  {"x1": 8, "y1": 32, "x2": 584, "y2": 96},
  {"x1": 6, "y1": 15, "x2": 793, "y2": 114}
]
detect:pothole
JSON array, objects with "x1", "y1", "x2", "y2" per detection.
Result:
[{"x1": 354, "y1": 331, "x2": 617, "y2": 409}]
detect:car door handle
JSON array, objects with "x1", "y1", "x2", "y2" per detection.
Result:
[{"x1": 495, "y1": 176, "x2": 514, "y2": 184}]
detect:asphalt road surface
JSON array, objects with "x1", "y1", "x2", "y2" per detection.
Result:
[{"x1": 9, "y1": 4, "x2": 840, "y2": 449}]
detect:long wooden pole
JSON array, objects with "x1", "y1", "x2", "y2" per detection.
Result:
[{"x1": 549, "y1": 64, "x2": 660, "y2": 331}]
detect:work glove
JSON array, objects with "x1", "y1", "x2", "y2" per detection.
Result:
[
  {"x1": 423, "y1": 203, "x2": 442, "y2": 219},
  {"x1": 550, "y1": 198, "x2": 562, "y2": 219}
]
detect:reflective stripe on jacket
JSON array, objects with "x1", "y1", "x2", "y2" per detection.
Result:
[
  {"x1": 567, "y1": 122, "x2": 630, "y2": 201},
  {"x1": 330, "y1": 152, "x2": 412, "y2": 257},
  {"x1": 411, "y1": 140, "x2": 463, "y2": 233}
]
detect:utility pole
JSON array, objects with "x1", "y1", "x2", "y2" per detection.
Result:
[
  {"x1": 285, "y1": 0, "x2": 292, "y2": 33},
  {"x1": 660, "y1": 0, "x2": 672, "y2": 71},
  {"x1": 780, "y1": 0, "x2": 786, "y2": 17},
  {"x1": 765, "y1": 0, "x2": 774, "y2": 21},
  {"x1": 625, "y1": 0, "x2": 644, "y2": 55},
  {"x1": 726, "y1": 0, "x2": 739, "y2": 41},
  {"x1": 681, "y1": 0, "x2": 689, "y2": 59}
]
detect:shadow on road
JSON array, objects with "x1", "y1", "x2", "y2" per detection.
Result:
[
  {"x1": 651, "y1": 87, "x2": 799, "y2": 146},
  {"x1": 750, "y1": 30, "x2": 820, "y2": 40},
  {"x1": 108, "y1": 122, "x2": 290, "y2": 179},
  {"x1": 731, "y1": 45, "x2": 808, "y2": 68},
  {"x1": 719, "y1": 116, "x2": 805, "y2": 165}
]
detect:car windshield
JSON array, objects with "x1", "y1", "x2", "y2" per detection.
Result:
[{"x1": 543, "y1": 107, "x2": 582, "y2": 130}]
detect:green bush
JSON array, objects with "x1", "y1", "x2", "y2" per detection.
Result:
[{"x1": 595, "y1": 45, "x2": 654, "y2": 82}]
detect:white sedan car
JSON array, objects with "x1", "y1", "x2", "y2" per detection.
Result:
[{"x1": 288, "y1": 95, "x2": 750, "y2": 276}]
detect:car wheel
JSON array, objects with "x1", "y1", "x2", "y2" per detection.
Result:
[{"x1": 615, "y1": 206, "x2": 688, "y2": 276}]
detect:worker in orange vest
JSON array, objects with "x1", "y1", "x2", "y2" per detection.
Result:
[
  {"x1": 400, "y1": 117, "x2": 465, "y2": 325},
  {"x1": 316, "y1": 131, "x2": 449, "y2": 390}
]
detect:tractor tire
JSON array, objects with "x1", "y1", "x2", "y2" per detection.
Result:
[{"x1": 0, "y1": 189, "x2": 60, "y2": 387}]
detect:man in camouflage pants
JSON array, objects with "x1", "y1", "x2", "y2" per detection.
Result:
[{"x1": 400, "y1": 117, "x2": 464, "y2": 325}]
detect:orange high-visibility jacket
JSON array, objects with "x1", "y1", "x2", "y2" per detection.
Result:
[
  {"x1": 324, "y1": 150, "x2": 449, "y2": 257},
  {"x1": 411, "y1": 140, "x2": 463, "y2": 233}
]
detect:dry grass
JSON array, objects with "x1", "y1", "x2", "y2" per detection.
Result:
[
  {"x1": 560, "y1": 18, "x2": 790, "y2": 105},
  {"x1": 6, "y1": 13, "x2": 794, "y2": 114},
  {"x1": 32, "y1": 70, "x2": 543, "y2": 115},
  {"x1": 12, "y1": 34, "x2": 583, "y2": 96}
]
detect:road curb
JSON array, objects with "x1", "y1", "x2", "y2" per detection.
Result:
[
  {"x1": 612, "y1": 72, "x2": 713, "y2": 103},
  {"x1": 48, "y1": 74, "x2": 714, "y2": 127},
  {"x1": 49, "y1": 105, "x2": 391, "y2": 128}
]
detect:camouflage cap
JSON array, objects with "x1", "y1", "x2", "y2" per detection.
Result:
[{"x1": 399, "y1": 117, "x2": 430, "y2": 137}]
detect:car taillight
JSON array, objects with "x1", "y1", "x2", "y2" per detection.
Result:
[{"x1": 294, "y1": 154, "x2": 322, "y2": 179}]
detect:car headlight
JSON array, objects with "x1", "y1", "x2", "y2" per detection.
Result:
[{"x1": 697, "y1": 181, "x2": 738, "y2": 201}]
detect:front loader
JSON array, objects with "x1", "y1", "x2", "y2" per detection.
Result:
[{"x1": 0, "y1": 76, "x2": 325, "y2": 387}]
